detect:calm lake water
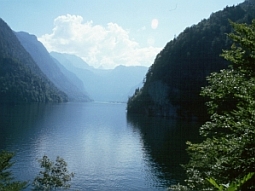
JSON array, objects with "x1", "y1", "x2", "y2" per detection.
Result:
[{"x1": 0, "y1": 102, "x2": 200, "y2": 190}]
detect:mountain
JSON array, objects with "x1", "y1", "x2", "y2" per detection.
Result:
[
  {"x1": 53, "y1": 53, "x2": 95, "y2": 71},
  {"x1": 127, "y1": 1, "x2": 255, "y2": 120},
  {"x1": 15, "y1": 32, "x2": 92, "y2": 102},
  {"x1": 51, "y1": 57, "x2": 88, "y2": 96},
  {"x1": 0, "y1": 18, "x2": 67, "y2": 104},
  {"x1": 51, "y1": 52, "x2": 148, "y2": 102}
]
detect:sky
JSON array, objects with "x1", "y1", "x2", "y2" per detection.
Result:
[{"x1": 0, "y1": 0, "x2": 244, "y2": 69}]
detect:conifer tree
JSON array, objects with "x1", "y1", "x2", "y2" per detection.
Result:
[{"x1": 0, "y1": 151, "x2": 28, "y2": 191}]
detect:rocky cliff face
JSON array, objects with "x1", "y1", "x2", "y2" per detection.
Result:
[{"x1": 127, "y1": 1, "x2": 255, "y2": 120}]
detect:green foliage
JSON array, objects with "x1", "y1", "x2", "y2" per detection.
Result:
[
  {"x1": 207, "y1": 172, "x2": 254, "y2": 191},
  {"x1": 0, "y1": 18, "x2": 67, "y2": 104},
  {"x1": 0, "y1": 57, "x2": 66, "y2": 104},
  {"x1": 0, "y1": 151, "x2": 28, "y2": 191},
  {"x1": 185, "y1": 20, "x2": 255, "y2": 190},
  {"x1": 169, "y1": 183, "x2": 191, "y2": 191},
  {"x1": 127, "y1": 1, "x2": 255, "y2": 119},
  {"x1": 33, "y1": 156, "x2": 74, "y2": 191},
  {"x1": 0, "y1": 151, "x2": 74, "y2": 191}
]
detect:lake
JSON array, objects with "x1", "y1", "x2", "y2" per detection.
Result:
[{"x1": 0, "y1": 102, "x2": 200, "y2": 190}]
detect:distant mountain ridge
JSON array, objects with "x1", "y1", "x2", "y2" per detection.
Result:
[
  {"x1": 51, "y1": 52, "x2": 148, "y2": 102},
  {"x1": 15, "y1": 31, "x2": 91, "y2": 102},
  {"x1": 0, "y1": 18, "x2": 67, "y2": 104},
  {"x1": 53, "y1": 52, "x2": 95, "y2": 71},
  {"x1": 127, "y1": 1, "x2": 255, "y2": 120}
]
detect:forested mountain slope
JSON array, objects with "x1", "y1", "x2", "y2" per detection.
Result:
[
  {"x1": 15, "y1": 32, "x2": 91, "y2": 102},
  {"x1": 127, "y1": 1, "x2": 255, "y2": 120},
  {"x1": 0, "y1": 18, "x2": 67, "y2": 104}
]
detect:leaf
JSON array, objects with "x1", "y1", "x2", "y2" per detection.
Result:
[{"x1": 206, "y1": 178, "x2": 223, "y2": 191}]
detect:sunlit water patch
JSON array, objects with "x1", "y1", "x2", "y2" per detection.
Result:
[{"x1": 0, "y1": 102, "x2": 200, "y2": 190}]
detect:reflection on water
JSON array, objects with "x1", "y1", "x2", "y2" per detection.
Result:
[
  {"x1": 0, "y1": 102, "x2": 201, "y2": 190},
  {"x1": 0, "y1": 103, "x2": 49, "y2": 149},
  {"x1": 127, "y1": 114, "x2": 201, "y2": 186}
]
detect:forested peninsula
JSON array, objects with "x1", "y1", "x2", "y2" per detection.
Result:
[{"x1": 127, "y1": 1, "x2": 255, "y2": 120}]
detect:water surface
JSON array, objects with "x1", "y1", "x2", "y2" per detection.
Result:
[{"x1": 0, "y1": 102, "x2": 200, "y2": 190}]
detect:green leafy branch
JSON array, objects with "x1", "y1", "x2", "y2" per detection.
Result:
[{"x1": 207, "y1": 172, "x2": 255, "y2": 191}]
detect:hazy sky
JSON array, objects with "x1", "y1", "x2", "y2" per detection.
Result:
[{"x1": 1, "y1": 0, "x2": 243, "y2": 69}]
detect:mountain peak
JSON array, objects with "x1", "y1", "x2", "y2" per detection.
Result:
[
  {"x1": 15, "y1": 33, "x2": 92, "y2": 102},
  {"x1": 51, "y1": 52, "x2": 94, "y2": 70}
]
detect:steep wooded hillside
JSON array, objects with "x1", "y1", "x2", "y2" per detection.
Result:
[
  {"x1": 15, "y1": 32, "x2": 91, "y2": 102},
  {"x1": 0, "y1": 18, "x2": 67, "y2": 104},
  {"x1": 127, "y1": 1, "x2": 255, "y2": 120}
]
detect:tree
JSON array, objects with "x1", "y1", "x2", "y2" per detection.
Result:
[
  {"x1": 0, "y1": 151, "x2": 28, "y2": 191},
  {"x1": 185, "y1": 20, "x2": 255, "y2": 190},
  {"x1": 207, "y1": 172, "x2": 255, "y2": 191},
  {"x1": 0, "y1": 151, "x2": 74, "y2": 191},
  {"x1": 33, "y1": 155, "x2": 74, "y2": 191}
]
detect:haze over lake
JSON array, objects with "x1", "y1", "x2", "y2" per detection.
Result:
[{"x1": 0, "y1": 102, "x2": 200, "y2": 190}]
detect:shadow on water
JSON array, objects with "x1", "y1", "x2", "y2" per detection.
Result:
[
  {"x1": 0, "y1": 103, "x2": 203, "y2": 190},
  {"x1": 0, "y1": 103, "x2": 72, "y2": 189},
  {"x1": 0, "y1": 103, "x2": 58, "y2": 150},
  {"x1": 126, "y1": 113, "x2": 202, "y2": 187}
]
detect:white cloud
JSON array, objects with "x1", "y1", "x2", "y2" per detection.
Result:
[{"x1": 39, "y1": 14, "x2": 162, "y2": 69}]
